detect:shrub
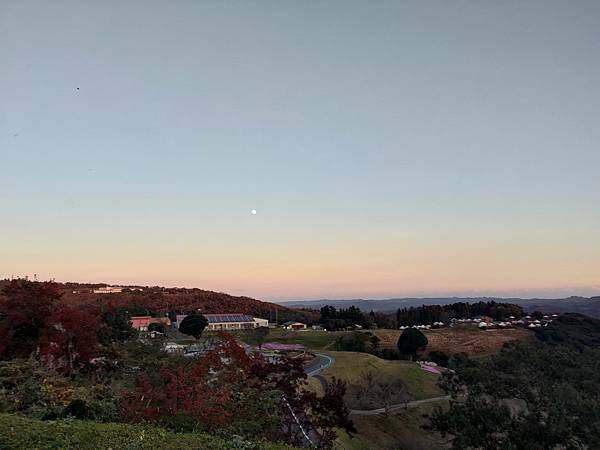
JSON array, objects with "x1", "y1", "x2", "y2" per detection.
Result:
[
  {"x1": 428, "y1": 351, "x2": 449, "y2": 367},
  {"x1": 0, "y1": 413, "x2": 293, "y2": 450},
  {"x1": 333, "y1": 332, "x2": 379, "y2": 353},
  {"x1": 64, "y1": 398, "x2": 88, "y2": 419},
  {"x1": 376, "y1": 348, "x2": 401, "y2": 360}
]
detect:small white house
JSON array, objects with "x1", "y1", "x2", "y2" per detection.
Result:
[
  {"x1": 176, "y1": 314, "x2": 268, "y2": 331},
  {"x1": 253, "y1": 317, "x2": 269, "y2": 328},
  {"x1": 281, "y1": 321, "x2": 307, "y2": 330}
]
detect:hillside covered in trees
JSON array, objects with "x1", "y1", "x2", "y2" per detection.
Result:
[
  {"x1": 430, "y1": 313, "x2": 600, "y2": 449},
  {"x1": 0, "y1": 280, "x2": 318, "y2": 324}
]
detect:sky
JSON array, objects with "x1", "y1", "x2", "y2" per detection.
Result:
[{"x1": 1, "y1": 1, "x2": 599, "y2": 301}]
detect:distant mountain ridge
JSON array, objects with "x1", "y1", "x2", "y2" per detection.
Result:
[{"x1": 277, "y1": 296, "x2": 600, "y2": 317}]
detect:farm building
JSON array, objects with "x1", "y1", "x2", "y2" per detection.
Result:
[
  {"x1": 130, "y1": 316, "x2": 171, "y2": 331},
  {"x1": 175, "y1": 314, "x2": 268, "y2": 331},
  {"x1": 281, "y1": 321, "x2": 307, "y2": 330}
]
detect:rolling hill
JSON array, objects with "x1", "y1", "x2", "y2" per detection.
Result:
[
  {"x1": 0, "y1": 280, "x2": 293, "y2": 320},
  {"x1": 279, "y1": 296, "x2": 600, "y2": 317}
]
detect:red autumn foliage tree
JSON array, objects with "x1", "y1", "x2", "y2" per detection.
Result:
[
  {"x1": 0, "y1": 279, "x2": 62, "y2": 358},
  {"x1": 39, "y1": 305, "x2": 101, "y2": 374},
  {"x1": 123, "y1": 332, "x2": 354, "y2": 447},
  {"x1": 124, "y1": 333, "x2": 259, "y2": 429},
  {"x1": 0, "y1": 280, "x2": 103, "y2": 373}
]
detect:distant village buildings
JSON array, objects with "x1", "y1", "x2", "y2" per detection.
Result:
[
  {"x1": 93, "y1": 286, "x2": 123, "y2": 294},
  {"x1": 130, "y1": 316, "x2": 171, "y2": 331}
]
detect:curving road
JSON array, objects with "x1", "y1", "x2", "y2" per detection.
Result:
[
  {"x1": 304, "y1": 353, "x2": 335, "y2": 377},
  {"x1": 304, "y1": 352, "x2": 450, "y2": 416}
]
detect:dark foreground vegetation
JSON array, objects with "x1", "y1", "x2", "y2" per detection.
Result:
[
  {"x1": 0, "y1": 413, "x2": 293, "y2": 450},
  {"x1": 0, "y1": 280, "x2": 354, "y2": 449},
  {"x1": 430, "y1": 313, "x2": 600, "y2": 449}
]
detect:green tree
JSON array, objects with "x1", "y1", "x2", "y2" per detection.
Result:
[
  {"x1": 99, "y1": 308, "x2": 135, "y2": 344},
  {"x1": 396, "y1": 328, "x2": 428, "y2": 359},
  {"x1": 249, "y1": 326, "x2": 269, "y2": 349},
  {"x1": 178, "y1": 314, "x2": 208, "y2": 340},
  {"x1": 334, "y1": 331, "x2": 380, "y2": 353}
]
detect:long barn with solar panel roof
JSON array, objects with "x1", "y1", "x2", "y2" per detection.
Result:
[{"x1": 175, "y1": 313, "x2": 268, "y2": 331}]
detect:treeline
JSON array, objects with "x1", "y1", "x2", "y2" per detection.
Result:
[
  {"x1": 320, "y1": 305, "x2": 398, "y2": 330},
  {"x1": 319, "y1": 305, "x2": 375, "y2": 330},
  {"x1": 396, "y1": 301, "x2": 524, "y2": 326}
]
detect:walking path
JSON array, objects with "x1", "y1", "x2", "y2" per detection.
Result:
[
  {"x1": 349, "y1": 395, "x2": 451, "y2": 415},
  {"x1": 304, "y1": 352, "x2": 450, "y2": 416}
]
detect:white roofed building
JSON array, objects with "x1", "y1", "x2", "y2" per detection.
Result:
[{"x1": 176, "y1": 313, "x2": 268, "y2": 331}]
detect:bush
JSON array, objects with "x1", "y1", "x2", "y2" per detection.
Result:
[
  {"x1": 64, "y1": 399, "x2": 88, "y2": 419},
  {"x1": 333, "y1": 332, "x2": 379, "y2": 353},
  {"x1": 428, "y1": 351, "x2": 449, "y2": 367},
  {"x1": 376, "y1": 348, "x2": 401, "y2": 360},
  {"x1": 0, "y1": 413, "x2": 294, "y2": 450}
]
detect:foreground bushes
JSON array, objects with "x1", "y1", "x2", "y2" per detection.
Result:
[{"x1": 0, "y1": 413, "x2": 294, "y2": 450}]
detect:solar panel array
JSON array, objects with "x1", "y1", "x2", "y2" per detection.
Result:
[{"x1": 205, "y1": 314, "x2": 254, "y2": 323}]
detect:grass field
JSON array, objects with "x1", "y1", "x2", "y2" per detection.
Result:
[
  {"x1": 170, "y1": 328, "x2": 342, "y2": 350},
  {"x1": 319, "y1": 351, "x2": 443, "y2": 401},
  {"x1": 335, "y1": 402, "x2": 450, "y2": 450},
  {"x1": 253, "y1": 328, "x2": 344, "y2": 350},
  {"x1": 238, "y1": 325, "x2": 532, "y2": 357},
  {"x1": 305, "y1": 376, "x2": 325, "y2": 396},
  {"x1": 374, "y1": 325, "x2": 532, "y2": 356}
]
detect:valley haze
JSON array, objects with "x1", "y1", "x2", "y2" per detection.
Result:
[{"x1": 278, "y1": 296, "x2": 600, "y2": 317}]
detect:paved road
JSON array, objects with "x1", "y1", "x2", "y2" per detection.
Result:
[
  {"x1": 304, "y1": 353, "x2": 335, "y2": 377},
  {"x1": 349, "y1": 395, "x2": 451, "y2": 416}
]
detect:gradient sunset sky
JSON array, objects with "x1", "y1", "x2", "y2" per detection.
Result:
[{"x1": 1, "y1": 1, "x2": 599, "y2": 301}]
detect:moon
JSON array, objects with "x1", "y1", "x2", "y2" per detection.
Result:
[{"x1": 251, "y1": 209, "x2": 257, "y2": 215}]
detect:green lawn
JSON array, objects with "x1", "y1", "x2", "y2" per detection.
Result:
[
  {"x1": 0, "y1": 414, "x2": 294, "y2": 450},
  {"x1": 335, "y1": 402, "x2": 450, "y2": 450},
  {"x1": 319, "y1": 351, "x2": 443, "y2": 401},
  {"x1": 240, "y1": 328, "x2": 344, "y2": 350}
]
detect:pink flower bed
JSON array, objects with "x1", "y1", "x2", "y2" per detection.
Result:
[
  {"x1": 420, "y1": 363, "x2": 442, "y2": 374},
  {"x1": 262, "y1": 343, "x2": 305, "y2": 351}
]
